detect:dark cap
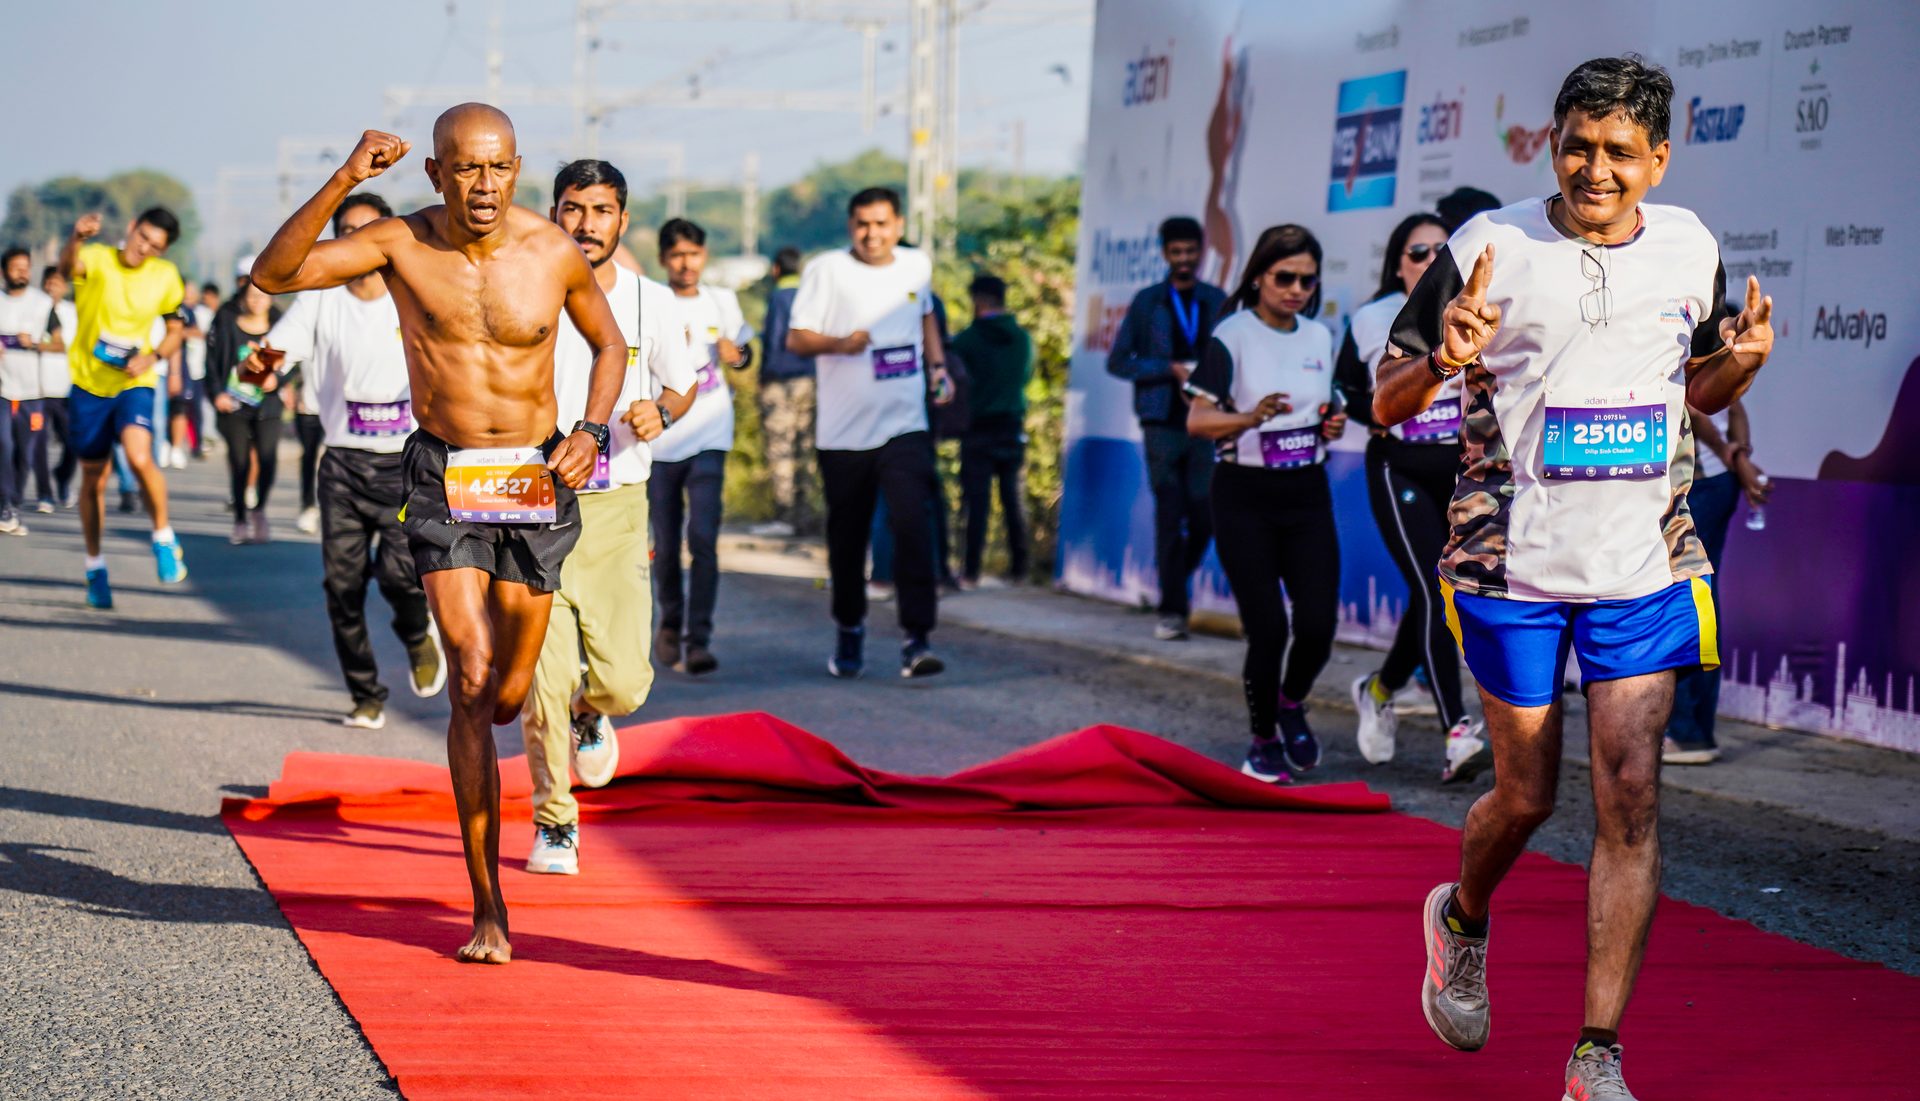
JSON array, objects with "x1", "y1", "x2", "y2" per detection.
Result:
[{"x1": 1437, "y1": 187, "x2": 1501, "y2": 231}]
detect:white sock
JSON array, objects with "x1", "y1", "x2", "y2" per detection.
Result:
[
  {"x1": 85, "y1": 555, "x2": 107, "y2": 571},
  {"x1": 151, "y1": 526, "x2": 176, "y2": 544}
]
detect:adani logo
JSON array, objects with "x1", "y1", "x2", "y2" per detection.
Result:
[
  {"x1": 1329, "y1": 70, "x2": 1406, "y2": 212},
  {"x1": 1685, "y1": 97, "x2": 1746, "y2": 144}
]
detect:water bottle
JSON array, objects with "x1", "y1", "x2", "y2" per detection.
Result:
[{"x1": 1745, "y1": 474, "x2": 1770, "y2": 531}]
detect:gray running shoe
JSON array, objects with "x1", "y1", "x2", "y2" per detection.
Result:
[
  {"x1": 1563, "y1": 1041, "x2": 1636, "y2": 1100},
  {"x1": 1420, "y1": 882, "x2": 1490, "y2": 1051}
]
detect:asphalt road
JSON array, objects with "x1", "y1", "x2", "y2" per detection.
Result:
[{"x1": 1, "y1": 453, "x2": 1913, "y2": 1098}]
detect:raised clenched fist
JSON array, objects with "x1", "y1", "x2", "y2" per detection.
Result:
[
  {"x1": 343, "y1": 130, "x2": 412, "y2": 184},
  {"x1": 72, "y1": 212, "x2": 103, "y2": 241}
]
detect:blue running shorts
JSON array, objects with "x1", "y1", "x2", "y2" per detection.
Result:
[{"x1": 69, "y1": 385, "x2": 157, "y2": 462}]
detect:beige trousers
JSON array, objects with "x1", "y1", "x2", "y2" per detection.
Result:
[{"x1": 522, "y1": 481, "x2": 654, "y2": 827}]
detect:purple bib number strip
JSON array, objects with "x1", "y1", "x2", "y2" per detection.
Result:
[
  {"x1": 872, "y1": 345, "x2": 918, "y2": 381},
  {"x1": 586, "y1": 450, "x2": 612, "y2": 491},
  {"x1": 1258, "y1": 427, "x2": 1321, "y2": 470},
  {"x1": 345, "y1": 399, "x2": 413, "y2": 438},
  {"x1": 1403, "y1": 396, "x2": 1462, "y2": 442}
]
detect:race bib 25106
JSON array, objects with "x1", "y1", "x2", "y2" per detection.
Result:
[{"x1": 1542, "y1": 392, "x2": 1667, "y2": 480}]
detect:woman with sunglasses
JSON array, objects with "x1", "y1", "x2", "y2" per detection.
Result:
[
  {"x1": 1185, "y1": 225, "x2": 1345, "y2": 783},
  {"x1": 1334, "y1": 212, "x2": 1489, "y2": 783}
]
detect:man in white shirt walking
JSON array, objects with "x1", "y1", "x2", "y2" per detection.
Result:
[
  {"x1": 0, "y1": 246, "x2": 55, "y2": 533},
  {"x1": 787, "y1": 187, "x2": 954, "y2": 680}
]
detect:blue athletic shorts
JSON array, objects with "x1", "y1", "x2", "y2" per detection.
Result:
[
  {"x1": 1441, "y1": 577, "x2": 1719, "y2": 708},
  {"x1": 69, "y1": 385, "x2": 157, "y2": 462}
]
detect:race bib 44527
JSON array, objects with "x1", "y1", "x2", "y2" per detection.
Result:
[{"x1": 442, "y1": 447, "x2": 556, "y2": 523}]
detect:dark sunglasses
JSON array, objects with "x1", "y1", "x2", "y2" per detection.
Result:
[
  {"x1": 1405, "y1": 243, "x2": 1441, "y2": 263},
  {"x1": 1266, "y1": 271, "x2": 1319, "y2": 290}
]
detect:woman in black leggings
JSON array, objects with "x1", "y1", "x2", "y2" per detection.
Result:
[
  {"x1": 208, "y1": 280, "x2": 282, "y2": 545},
  {"x1": 1185, "y1": 225, "x2": 1346, "y2": 784},
  {"x1": 1333, "y1": 211, "x2": 1489, "y2": 783}
]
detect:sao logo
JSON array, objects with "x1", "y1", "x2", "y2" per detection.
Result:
[
  {"x1": 1685, "y1": 97, "x2": 1746, "y2": 144},
  {"x1": 1811, "y1": 305, "x2": 1887, "y2": 348}
]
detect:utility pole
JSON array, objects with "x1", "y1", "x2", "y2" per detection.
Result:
[
  {"x1": 907, "y1": 0, "x2": 938, "y2": 250},
  {"x1": 741, "y1": 151, "x2": 760, "y2": 258}
]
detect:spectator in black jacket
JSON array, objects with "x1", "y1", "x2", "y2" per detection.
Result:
[
  {"x1": 1106, "y1": 216, "x2": 1228, "y2": 640},
  {"x1": 952, "y1": 273, "x2": 1033, "y2": 587}
]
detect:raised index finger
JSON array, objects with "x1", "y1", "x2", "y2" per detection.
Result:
[
  {"x1": 1463, "y1": 244, "x2": 1495, "y2": 301},
  {"x1": 1744, "y1": 274, "x2": 1762, "y2": 317}
]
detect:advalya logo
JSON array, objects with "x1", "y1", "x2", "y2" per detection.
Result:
[{"x1": 1811, "y1": 305, "x2": 1888, "y2": 348}]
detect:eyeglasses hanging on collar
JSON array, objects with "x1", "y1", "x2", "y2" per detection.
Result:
[{"x1": 1580, "y1": 242, "x2": 1612, "y2": 329}]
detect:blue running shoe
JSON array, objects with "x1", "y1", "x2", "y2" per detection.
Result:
[
  {"x1": 1240, "y1": 737, "x2": 1292, "y2": 784},
  {"x1": 86, "y1": 568, "x2": 114, "y2": 609},
  {"x1": 828, "y1": 625, "x2": 865, "y2": 679},
  {"x1": 1277, "y1": 704, "x2": 1321, "y2": 774},
  {"x1": 153, "y1": 539, "x2": 188, "y2": 584}
]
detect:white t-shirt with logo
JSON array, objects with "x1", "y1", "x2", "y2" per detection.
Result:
[
  {"x1": 1350, "y1": 290, "x2": 1463, "y2": 444},
  {"x1": 266, "y1": 286, "x2": 411, "y2": 453},
  {"x1": 39, "y1": 300, "x2": 75, "y2": 399},
  {"x1": 552, "y1": 266, "x2": 697, "y2": 491},
  {"x1": 1185, "y1": 309, "x2": 1335, "y2": 470},
  {"x1": 789, "y1": 246, "x2": 935, "y2": 452},
  {"x1": 651, "y1": 285, "x2": 754, "y2": 463},
  {"x1": 0, "y1": 288, "x2": 54, "y2": 399},
  {"x1": 1389, "y1": 197, "x2": 1725, "y2": 602}
]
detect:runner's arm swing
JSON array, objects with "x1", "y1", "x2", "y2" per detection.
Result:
[{"x1": 252, "y1": 132, "x2": 409, "y2": 294}]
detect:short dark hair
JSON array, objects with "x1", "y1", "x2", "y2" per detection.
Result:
[
  {"x1": 773, "y1": 246, "x2": 803, "y2": 275},
  {"x1": 201, "y1": 281, "x2": 222, "y2": 296},
  {"x1": 658, "y1": 218, "x2": 706, "y2": 253},
  {"x1": 2, "y1": 246, "x2": 28, "y2": 269},
  {"x1": 334, "y1": 192, "x2": 393, "y2": 236},
  {"x1": 968, "y1": 273, "x2": 1007, "y2": 305},
  {"x1": 42, "y1": 265, "x2": 60, "y2": 284},
  {"x1": 847, "y1": 187, "x2": 902, "y2": 217},
  {"x1": 553, "y1": 159, "x2": 628, "y2": 211},
  {"x1": 1553, "y1": 55, "x2": 1674, "y2": 147},
  {"x1": 1436, "y1": 187, "x2": 1501, "y2": 232},
  {"x1": 135, "y1": 207, "x2": 181, "y2": 246},
  {"x1": 1231, "y1": 223, "x2": 1323, "y2": 317},
  {"x1": 1158, "y1": 216, "x2": 1203, "y2": 247}
]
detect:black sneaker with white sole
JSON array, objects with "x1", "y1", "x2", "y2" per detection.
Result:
[
  {"x1": 1240, "y1": 737, "x2": 1292, "y2": 783},
  {"x1": 828, "y1": 625, "x2": 865, "y2": 679},
  {"x1": 1277, "y1": 705, "x2": 1321, "y2": 774},
  {"x1": 901, "y1": 636, "x2": 945, "y2": 679}
]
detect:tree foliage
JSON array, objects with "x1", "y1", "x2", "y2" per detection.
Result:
[{"x1": 2, "y1": 170, "x2": 201, "y2": 275}]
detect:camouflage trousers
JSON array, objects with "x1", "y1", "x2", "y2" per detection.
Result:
[{"x1": 758, "y1": 375, "x2": 818, "y2": 531}]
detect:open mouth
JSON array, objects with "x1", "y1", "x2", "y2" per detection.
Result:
[{"x1": 469, "y1": 200, "x2": 500, "y2": 221}]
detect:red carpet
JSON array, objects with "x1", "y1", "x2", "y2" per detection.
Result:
[{"x1": 224, "y1": 713, "x2": 1913, "y2": 1099}]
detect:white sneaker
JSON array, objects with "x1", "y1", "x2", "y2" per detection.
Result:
[
  {"x1": 229, "y1": 521, "x2": 250, "y2": 546},
  {"x1": 1441, "y1": 718, "x2": 1493, "y2": 784},
  {"x1": 526, "y1": 823, "x2": 579, "y2": 875},
  {"x1": 168, "y1": 450, "x2": 189, "y2": 470},
  {"x1": 244, "y1": 486, "x2": 258, "y2": 510},
  {"x1": 342, "y1": 701, "x2": 385, "y2": 730},
  {"x1": 296, "y1": 506, "x2": 320, "y2": 534},
  {"x1": 1351, "y1": 673, "x2": 1398, "y2": 764},
  {"x1": 865, "y1": 581, "x2": 895, "y2": 603},
  {"x1": 570, "y1": 712, "x2": 620, "y2": 789},
  {"x1": 1392, "y1": 681, "x2": 1437, "y2": 716}
]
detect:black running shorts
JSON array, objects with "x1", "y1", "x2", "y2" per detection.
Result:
[{"x1": 399, "y1": 429, "x2": 581, "y2": 593}]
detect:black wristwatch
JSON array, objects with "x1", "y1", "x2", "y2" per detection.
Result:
[
  {"x1": 572, "y1": 419, "x2": 611, "y2": 452},
  {"x1": 656, "y1": 401, "x2": 675, "y2": 431}
]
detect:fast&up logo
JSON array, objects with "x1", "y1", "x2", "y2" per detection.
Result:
[
  {"x1": 1329, "y1": 70, "x2": 1406, "y2": 212},
  {"x1": 1685, "y1": 96, "x2": 1746, "y2": 143}
]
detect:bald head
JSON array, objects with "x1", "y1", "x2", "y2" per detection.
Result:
[{"x1": 432, "y1": 102, "x2": 516, "y2": 161}]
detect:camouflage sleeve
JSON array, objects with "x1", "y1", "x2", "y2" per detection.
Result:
[
  {"x1": 1387, "y1": 244, "x2": 1464, "y2": 360},
  {"x1": 1690, "y1": 258, "x2": 1728, "y2": 358}
]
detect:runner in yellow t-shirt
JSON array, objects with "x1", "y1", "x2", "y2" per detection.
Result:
[{"x1": 58, "y1": 208, "x2": 189, "y2": 608}]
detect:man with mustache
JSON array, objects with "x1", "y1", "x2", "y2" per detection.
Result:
[
  {"x1": 252, "y1": 104, "x2": 630, "y2": 964},
  {"x1": 519, "y1": 159, "x2": 696, "y2": 876}
]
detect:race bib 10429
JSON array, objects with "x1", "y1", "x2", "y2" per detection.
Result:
[
  {"x1": 442, "y1": 447, "x2": 555, "y2": 523},
  {"x1": 1542, "y1": 392, "x2": 1668, "y2": 480},
  {"x1": 1402, "y1": 396, "x2": 1462, "y2": 442}
]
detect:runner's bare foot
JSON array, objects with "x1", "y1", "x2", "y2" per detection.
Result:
[{"x1": 456, "y1": 910, "x2": 511, "y2": 964}]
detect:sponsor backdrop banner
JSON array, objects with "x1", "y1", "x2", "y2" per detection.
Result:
[{"x1": 1063, "y1": 1, "x2": 1918, "y2": 751}]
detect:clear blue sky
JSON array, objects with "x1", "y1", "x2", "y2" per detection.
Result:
[{"x1": 14, "y1": 0, "x2": 1092, "y2": 264}]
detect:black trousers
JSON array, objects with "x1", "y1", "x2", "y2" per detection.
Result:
[
  {"x1": 819, "y1": 431, "x2": 938, "y2": 638},
  {"x1": 1211, "y1": 461, "x2": 1341, "y2": 739},
  {"x1": 1365, "y1": 436, "x2": 1467, "y2": 728},
  {"x1": 1142, "y1": 423, "x2": 1216, "y2": 617},
  {"x1": 297, "y1": 412, "x2": 325, "y2": 510},
  {"x1": 649, "y1": 449, "x2": 727, "y2": 647},
  {"x1": 216, "y1": 404, "x2": 282, "y2": 520},
  {"x1": 45, "y1": 396, "x2": 75, "y2": 501},
  {"x1": 959, "y1": 419, "x2": 1028, "y2": 581},
  {"x1": 319, "y1": 448, "x2": 431, "y2": 705},
  {"x1": 4, "y1": 399, "x2": 43, "y2": 510}
]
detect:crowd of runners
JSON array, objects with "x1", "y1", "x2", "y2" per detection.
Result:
[{"x1": 0, "y1": 53, "x2": 1781, "y2": 1100}]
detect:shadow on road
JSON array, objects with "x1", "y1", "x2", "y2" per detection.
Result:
[
  {"x1": 0, "y1": 785, "x2": 229, "y2": 836},
  {"x1": 0, "y1": 843, "x2": 282, "y2": 926},
  {"x1": 0, "y1": 680, "x2": 344, "y2": 723}
]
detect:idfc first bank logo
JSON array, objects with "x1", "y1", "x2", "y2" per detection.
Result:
[
  {"x1": 1685, "y1": 96, "x2": 1746, "y2": 144},
  {"x1": 1329, "y1": 70, "x2": 1406, "y2": 211}
]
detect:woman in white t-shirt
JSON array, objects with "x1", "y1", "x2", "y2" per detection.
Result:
[
  {"x1": 1185, "y1": 225, "x2": 1346, "y2": 785},
  {"x1": 1334, "y1": 211, "x2": 1489, "y2": 782}
]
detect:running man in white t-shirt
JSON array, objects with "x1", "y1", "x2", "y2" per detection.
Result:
[
  {"x1": 650, "y1": 217, "x2": 755, "y2": 677},
  {"x1": 252, "y1": 193, "x2": 446, "y2": 730},
  {"x1": 787, "y1": 187, "x2": 954, "y2": 680},
  {"x1": 1374, "y1": 57, "x2": 1774, "y2": 1100},
  {"x1": 520, "y1": 160, "x2": 697, "y2": 876},
  {"x1": 0, "y1": 246, "x2": 55, "y2": 532}
]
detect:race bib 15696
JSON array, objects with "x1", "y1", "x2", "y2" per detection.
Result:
[
  {"x1": 345, "y1": 399, "x2": 412, "y2": 438},
  {"x1": 1542, "y1": 395, "x2": 1667, "y2": 480},
  {"x1": 872, "y1": 345, "x2": 918, "y2": 380}
]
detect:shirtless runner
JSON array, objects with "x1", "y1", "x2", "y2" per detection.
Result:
[{"x1": 252, "y1": 104, "x2": 629, "y2": 964}]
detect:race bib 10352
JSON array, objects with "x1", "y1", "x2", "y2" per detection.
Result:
[{"x1": 1258, "y1": 426, "x2": 1322, "y2": 470}]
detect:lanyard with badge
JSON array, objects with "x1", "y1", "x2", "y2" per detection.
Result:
[{"x1": 1169, "y1": 286, "x2": 1201, "y2": 352}]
